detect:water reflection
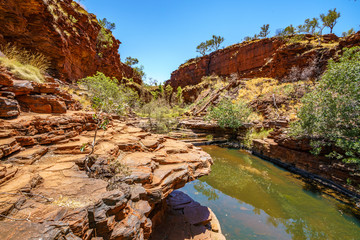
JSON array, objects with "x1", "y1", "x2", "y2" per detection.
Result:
[
  {"x1": 193, "y1": 181, "x2": 219, "y2": 201},
  {"x1": 181, "y1": 146, "x2": 360, "y2": 240}
]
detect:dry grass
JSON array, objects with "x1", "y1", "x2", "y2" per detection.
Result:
[
  {"x1": 0, "y1": 44, "x2": 50, "y2": 83},
  {"x1": 61, "y1": 85, "x2": 92, "y2": 110},
  {"x1": 237, "y1": 78, "x2": 279, "y2": 103},
  {"x1": 237, "y1": 78, "x2": 311, "y2": 102},
  {"x1": 179, "y1": 57, "x2": 201, "y2": 69},
  {"x1": 52, "y1": 195, "x2": 89, "y2": 208},
  {"x1": 71, "y1": 1, "x2": 88, "y2": 15},
  {"x1": 236, "y1": 77, "x2": 313, "y2": 121}
]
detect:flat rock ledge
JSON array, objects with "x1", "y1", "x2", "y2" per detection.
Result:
[
  {"x1": 0, "y1": 112, "x2": 214, "y2": 240},
  {"x1": 150, "y1": 190, "x2": 226, "y2": 240}
]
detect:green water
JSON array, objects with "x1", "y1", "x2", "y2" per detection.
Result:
[{"x1": 181, "y1": 145, "x2": 360, "y2": 240}]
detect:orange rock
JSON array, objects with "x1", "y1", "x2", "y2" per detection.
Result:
[
  {"x1": 168, "y1": 33, "x2": 360, "y2": 103},
  {"x1": 0, "y1": 0, "x2": 141, "y2": 84},
  {"x1": 0, "y1": 112, "x2": 214, "y2": 239},
  {"x1": 0, "y1": 70, "x2": 14, "y2": 86},
  {"x1": 17, "y1": 95, "x2": 66, "y2": 113},
  {"x1": 0, "y1": 96, "x2": 20, "y2": 118}
]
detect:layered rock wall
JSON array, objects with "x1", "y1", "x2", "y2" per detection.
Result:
[
  {"x1": 0, "y1": 66, "x2": 80, "y2": 118},
  {"x1": 0, "y1": 112, "x2": 213, "y2": 239},
  {"x1": 0, "y1": 0, "x2": 140, "y2": 83},
  {"x1": 168, "y1": 33, "x2": 360, "y2": 90}
]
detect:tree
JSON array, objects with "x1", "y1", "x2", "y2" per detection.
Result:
[
  {"x1": 342, "y1": 28, "x2": 355, "y2": 37},
  {"x1": 303, "y1": 18, "x2": 319, "y2": 34},
  {"x1": 196, "y1": 35, "x2": 224, "y2": 56},
  {"x1": 259, "y1": 24, "x2": 270, "y2": 38},
  {"x1": 284, "y1": 25, "x2": 296, "y2": 35},
  {"x1": 208, "y1": 35, "x2": 224, "y2": 51},
  {"x1": 165, "y1": 85, "x2": 173, "y2": 103},
  {"x1": 244, "y1": 36, "x2": 252, "y2": 41},
  {"x1": 134, "y1": 65, "x2": 145, "y2": 80},
  {"x1": 275, "y1": 28, "x2": 286, "y2": 37},
  {"x1": 206, "y1": 98, "x2": 253, "y2": 130},
  {"x1": 291, "y1": 47, "x2": 360, "y2": 164},
  {"x1": 320, "y1": 8, "x2": 340, "y2": 33},
  {"x1": 176, "y1": 86, "x2": 183, "y2": 105},
  {"x1": 124, "y1": 57, "x2": 145, "y2": 80},
  {"x1": 297, "y1": 24, "x2": 307, "y2": 34},
  {"x1": 99, "y1": 18, "x2": 116, "y2": 31},
  {"x1": 124, "y1": 57, "x2": 139, "y2": 66},
  {"x1": 78, "y1": 72, "x2": 139, "y2": 173},
  {"x1": 196, "y1": 42, "x2": 210, "y2": 56}
]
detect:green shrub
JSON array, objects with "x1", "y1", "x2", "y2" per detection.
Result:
[
  {"x1": 97, "y1": 18, "x2": 114, "y2": 49},
  {"x1": 206, "y1": 135, "x2": 214, "y2": 141},
  {"x1": 206, "y1": 98, "x2": 253, "y2": 129},
  {"x1": 176, "y1": 86, "x2": 184, "y2": 105},
  {"x1": 291, "y1": 47, "x2": 360, "y2": 163},
  {"x1": 138, "y1": 98, "x2": 185, "y2": 133},
  {"x1": 78, "y1": 72, "x2": 139, "y2": 115},
  {"x1": 243, "y1": 128, "x2": 273, "y2": 148}
]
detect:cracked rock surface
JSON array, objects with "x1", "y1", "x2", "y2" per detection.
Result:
[{"x1": 0, "y1": 112, "x2": 213, "y2": 239}]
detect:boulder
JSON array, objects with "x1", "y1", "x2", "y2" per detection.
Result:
[
  {"x1": 17, "y1": 94, "x2": 67, "y2": 113},
  {"x1": 0, "y1": 96, "x2": 20, "y2": 118}
]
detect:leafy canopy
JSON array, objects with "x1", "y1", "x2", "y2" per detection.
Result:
[
  {"x1": 78, "y1": 72, "x2": 139, "y2": 115},
  {"x1": 124, "y1": 56, "x2": 145, "y2": 80},
  {"x1": 196, "y1": 35, "x2": 224, "y2": 56},
  {"x1": 320, "y1": 8, "x2": 340, "y2": 33},
  {"x1": 259, "y1": 24, "x2": 270, "y2": 38},
  {"x1": 291, "y1": 47, "x2": 360, "y2": 163},
  {"x1": 99, "y1": 18, "x2": 116, "y2": 31},
  {"x1": 207, "y1": 98, "x2": 253, "y2": 129},
  {"x1": 124, "y1": 57, "x2": 139, "y2": 66}
]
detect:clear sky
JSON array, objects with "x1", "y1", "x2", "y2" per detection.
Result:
[{"x1": 81, "y1": 0, "x2": 360, "y2": 83}]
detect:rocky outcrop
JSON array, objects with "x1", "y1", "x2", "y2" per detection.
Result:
[
  {"x1": 0, "y1": 96, "x2": 20, "y2": 118},
  {"x1": 0, "y1": 112, "x2": 213, "y2": 239},
  {"x1": 0, "y1": 0, "x2": 140, "y2": 83},
  {"x1": 168, "y1": 33, "x2": 360, "y2": 90},
  {"x1": 0, "y1": 67, "x2": 80, "y2": 118},
  {"x1": 251, "y1": 128, "x2": 360, "y2": 197},
  {"x1": 150, "y1": 191, "x2": 225, "y2": 240}
]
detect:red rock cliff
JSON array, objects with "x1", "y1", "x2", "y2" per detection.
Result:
[
  {"x1": 0, "y1": 0, "x2": 141, "y2": 83},
  {"x1": 168, "y1": 33, "x2": 360, "y2": 90}
]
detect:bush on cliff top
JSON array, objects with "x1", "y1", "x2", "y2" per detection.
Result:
[{"x1": 291, "y1": 47, "x2": 360, "y2": 164}]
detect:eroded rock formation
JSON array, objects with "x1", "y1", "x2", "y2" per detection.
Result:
[
  {"x1": 0, "y1": 66, "x2": 80, "y2": 118},
  {"x1": 150, "y1": 191, "x2": 225, "y2": 240},
  {"x1": 0, "y1": 0, "x2": 140, "y2": 83},
  {"x1": 168, "y1": 33, "x2": 360, "y2": 90},
  {"x1": 0, "y1": 112, "x2": 213, "y2": 239}
]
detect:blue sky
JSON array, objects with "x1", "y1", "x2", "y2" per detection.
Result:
[{"x1": 82, "y1": 0, "x2": 360, "y2": 83}]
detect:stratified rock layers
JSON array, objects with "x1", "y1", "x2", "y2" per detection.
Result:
[
  {"x1": 0, "y1": 0, "x2": 140, "y2": 83},
  {"x1": 0, "y1": 112, "x2": 213, "y2": 239},
  {"x1": 168, "y1": 33, "x2": 360, "y2": 90}
]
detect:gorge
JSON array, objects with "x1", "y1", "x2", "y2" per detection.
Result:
[{"x1": 0, "y1": 0, "x2": 360, "y2": 240}]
